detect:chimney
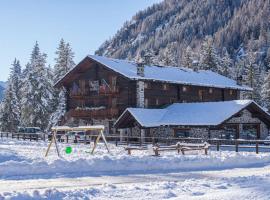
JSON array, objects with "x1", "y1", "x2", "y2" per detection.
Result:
[
  {"x1": 136, "y1": 56, "x2": 145, "y2": 77},
  {"x1": 237, "y1": 75, "x2": 243, "y2": 86}
]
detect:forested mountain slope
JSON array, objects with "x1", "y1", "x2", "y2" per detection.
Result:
[{"x1": 96, "y1": 0, "x2": 269, "y2": 67}]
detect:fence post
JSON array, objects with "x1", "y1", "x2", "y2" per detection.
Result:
[
  {"x1": 217, "y1": 140, "x2": 220, "y2": 151},
  {"x1": 256, "y1": 141, "x2": 259, "y2": 154},
  {"x1": 235, "y1": 140, "x2": 239, "y2": 152}
]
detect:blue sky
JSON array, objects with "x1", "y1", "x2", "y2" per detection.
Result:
[{"x1": 0, "y1": 0, "x2": 162, "y2": 81}]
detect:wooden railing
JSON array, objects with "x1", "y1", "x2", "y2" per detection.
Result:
[
  {"x1": 68, "y1": 108, "x2": 119, "y2": 118},
  {"x1": 69, "y1": 87, "x2": 119, "y2": 98}
]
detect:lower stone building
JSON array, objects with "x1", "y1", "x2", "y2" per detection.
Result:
[{"x1": 114, "y1": 100, "x2": 270, "y2": 140}]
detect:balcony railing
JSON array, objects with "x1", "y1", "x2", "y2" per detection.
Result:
[
  {"x1": 67, "y1": 108, "x2": 119, "y2": 119},
  {"x1": 69, "y1": 87, "x2": 119, "y2": 98}
]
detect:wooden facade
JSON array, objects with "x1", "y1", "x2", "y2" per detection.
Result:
[{"x1": 56, "y1": 57, "x2": 241, "y2": 125}]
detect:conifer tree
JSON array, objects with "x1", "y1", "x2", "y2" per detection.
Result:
[
  {"x1": 183, "y1": 46, "x2": 194, "y2": 69},
  {"x1": 159, "y1": 42, "x2": 178, "y2": 66},
  {"x1": 220, "y1": 48, "x2": 233, "y2": 78},
  {"x1": 0, "y1": 59, "x2": 22, "y2": 132},
  {"x1": 21, "y1": 42, "x2": 53, "y2": 130},
  {"x1": 242, "y1": 52, "x2": 262, "y2": 103},
  {"x1": 199, "y1": 37, "x2": 220, "y2": 72},
  {"x1": 262, "y1": 71, "x2": 270, "y2": 111},
  {"x1": 54, "y1": 39, "x2": 75, "y2": 83},
  {"x1": 47, "y1": 39, "x2": 75, "y2": 129}
]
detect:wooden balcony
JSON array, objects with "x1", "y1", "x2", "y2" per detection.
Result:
[
  {"x1": 69, "y1": 87, "x2": 119, "y2": 98},
  {"x1": 66, "y1": 108, "x2": 119, "y2": 119}
]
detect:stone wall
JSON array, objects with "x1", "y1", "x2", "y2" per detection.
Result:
[
  {"x1": 189, "y1": 128, "x2": 209, "y2": 139},
  {"x1": 134, "y1": 109, "x2": 269, "y2": 139},
  {"x1": 149, "y1": 127, "x2": 174, "y2": 138}
]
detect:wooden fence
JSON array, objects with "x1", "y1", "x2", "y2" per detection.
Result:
[{"x1": 1, "y1": 132, "x2": 270, "y2": 154}]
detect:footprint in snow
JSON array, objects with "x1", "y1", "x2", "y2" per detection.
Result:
[
  {"x1": 192, "y1": 192, "x2": 205, "y2": 196},
  {"x1": 216, "y1": 185, "x2": 227, "y2": 189}
]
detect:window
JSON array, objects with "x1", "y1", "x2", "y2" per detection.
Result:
[
  {"x1": 163, "y1": 84, "x2": 168, "y2": 90},
  {"x1": 182, "y1": 86, "x2": 187, "y2": 92},
  {"x1": 112, "y1": 98, "x2": 117, "y2": 108},
  {"x1": 79, "y1": 80, "x2": 86, "y2": 95},
  {"x1": 241, "y1": 124, "x2": 259, "y2": 140},
  {"x1": 221, "y1": 125, "x2": 237, "y2": 139},
  {"x1": 155, "y1": 99, "x2": 159, "y2": 106},
  {"x1": 111, "y1": 76, "x2": 117, "y2": 92},
  {"x1": 209, "y1": 88, "x2": 213, "y2": 94},
  {"x1": 144, "y1": 98, "x2": 149, "y2": 107},
  {"x1": 229, "y1": 90, "x2": 233, "y2": 95},
  {"x1": 198, "y1": 90, "x2": 203, "y2": 101},
  {"x1": 144, "y1": 82, "x2": 150, "y2": 89},
  {"x1": 71, "y1": 82, "x2": 79, "y2": 95},
  {"x1": 174, "y1": 129, "x2": 190, "y2": 138}
]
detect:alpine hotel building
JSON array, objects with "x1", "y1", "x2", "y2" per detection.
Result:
[{"x1": 55, "y1": 55, "x2": 270, "y2": 140}]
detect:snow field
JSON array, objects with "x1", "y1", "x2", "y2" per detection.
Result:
[{"x1": 0, "y1": 138, "x2": 270, "y2": 179}]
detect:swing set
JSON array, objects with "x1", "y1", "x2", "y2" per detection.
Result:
[{"x1": 45, "y1": 125, "x2": 110, "y2": 157}]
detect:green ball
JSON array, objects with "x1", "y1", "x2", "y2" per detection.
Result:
[{"x1": 65, "y1": 146, "x2": 72, "y2": 154}]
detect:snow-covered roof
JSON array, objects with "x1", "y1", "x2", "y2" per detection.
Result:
[
  {"x1": 115, "y1": 100, "x2": 269, "y2": 128},
  {"x1": 86, "y1": 55, "x2": 251, "y2": 91}
]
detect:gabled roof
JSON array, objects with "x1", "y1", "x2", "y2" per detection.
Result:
[
  {"x1": 114, "y1": 100, "x2": 270, "y2": 128},
  {"x1": 55, "y1": 55, "x2": 251, "y2": 91}
]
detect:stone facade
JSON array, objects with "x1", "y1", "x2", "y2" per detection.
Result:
[
  {"x1": 189, "y1": 128, "x2": 209, "y2": 139},
  {"x1": 149, "y1": 127, "x2": 174, "y2": 138},
  {"x1": 136, "y1": 81, "x2": 145, "y2": 108},
  {"x1": 126, "y1": 109, "x2": 269, "y2": 140}
]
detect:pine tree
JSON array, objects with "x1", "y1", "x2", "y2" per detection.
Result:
[
  {"x1": 47, "y1": 89, "x2": 66, "y2": 129},
  {"x1": 266, "y1": 48, "x2": 270, "y2": 70},
  {"x1": 183, "y1": 46, "x2": 193, "y2": 69},
  {"x1": 54, "y1": 39, "x2": 75, "y2": 83},
  {"x1": 159, "y1": 42, "x2": 178, "y2": 66},
  {"x1": 21, "y1": 42, "x2": 53, "y2": 130},
  {"x1": 220, "y1": 48, "x2": 233, "y2": 78},
  {"x1": 262, "y1": 71, "x2": 270, "y2": 111},
  {"x1": 199, "y1": 37, "x2": 220, "y2": 72},
  {"x1": 47, "y1": 39, "x2": 75, "y2": 129},
  {"x1": 0, "y1": 59, "x2": 22, "y2": 132},
  {"x1": 242, "y1": 52, "x2": 262, "y2": 103}
]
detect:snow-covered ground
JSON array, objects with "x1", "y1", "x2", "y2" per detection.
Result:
[{"x1": 0, "y1": 138, "x2": 270, "y2": 199}]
